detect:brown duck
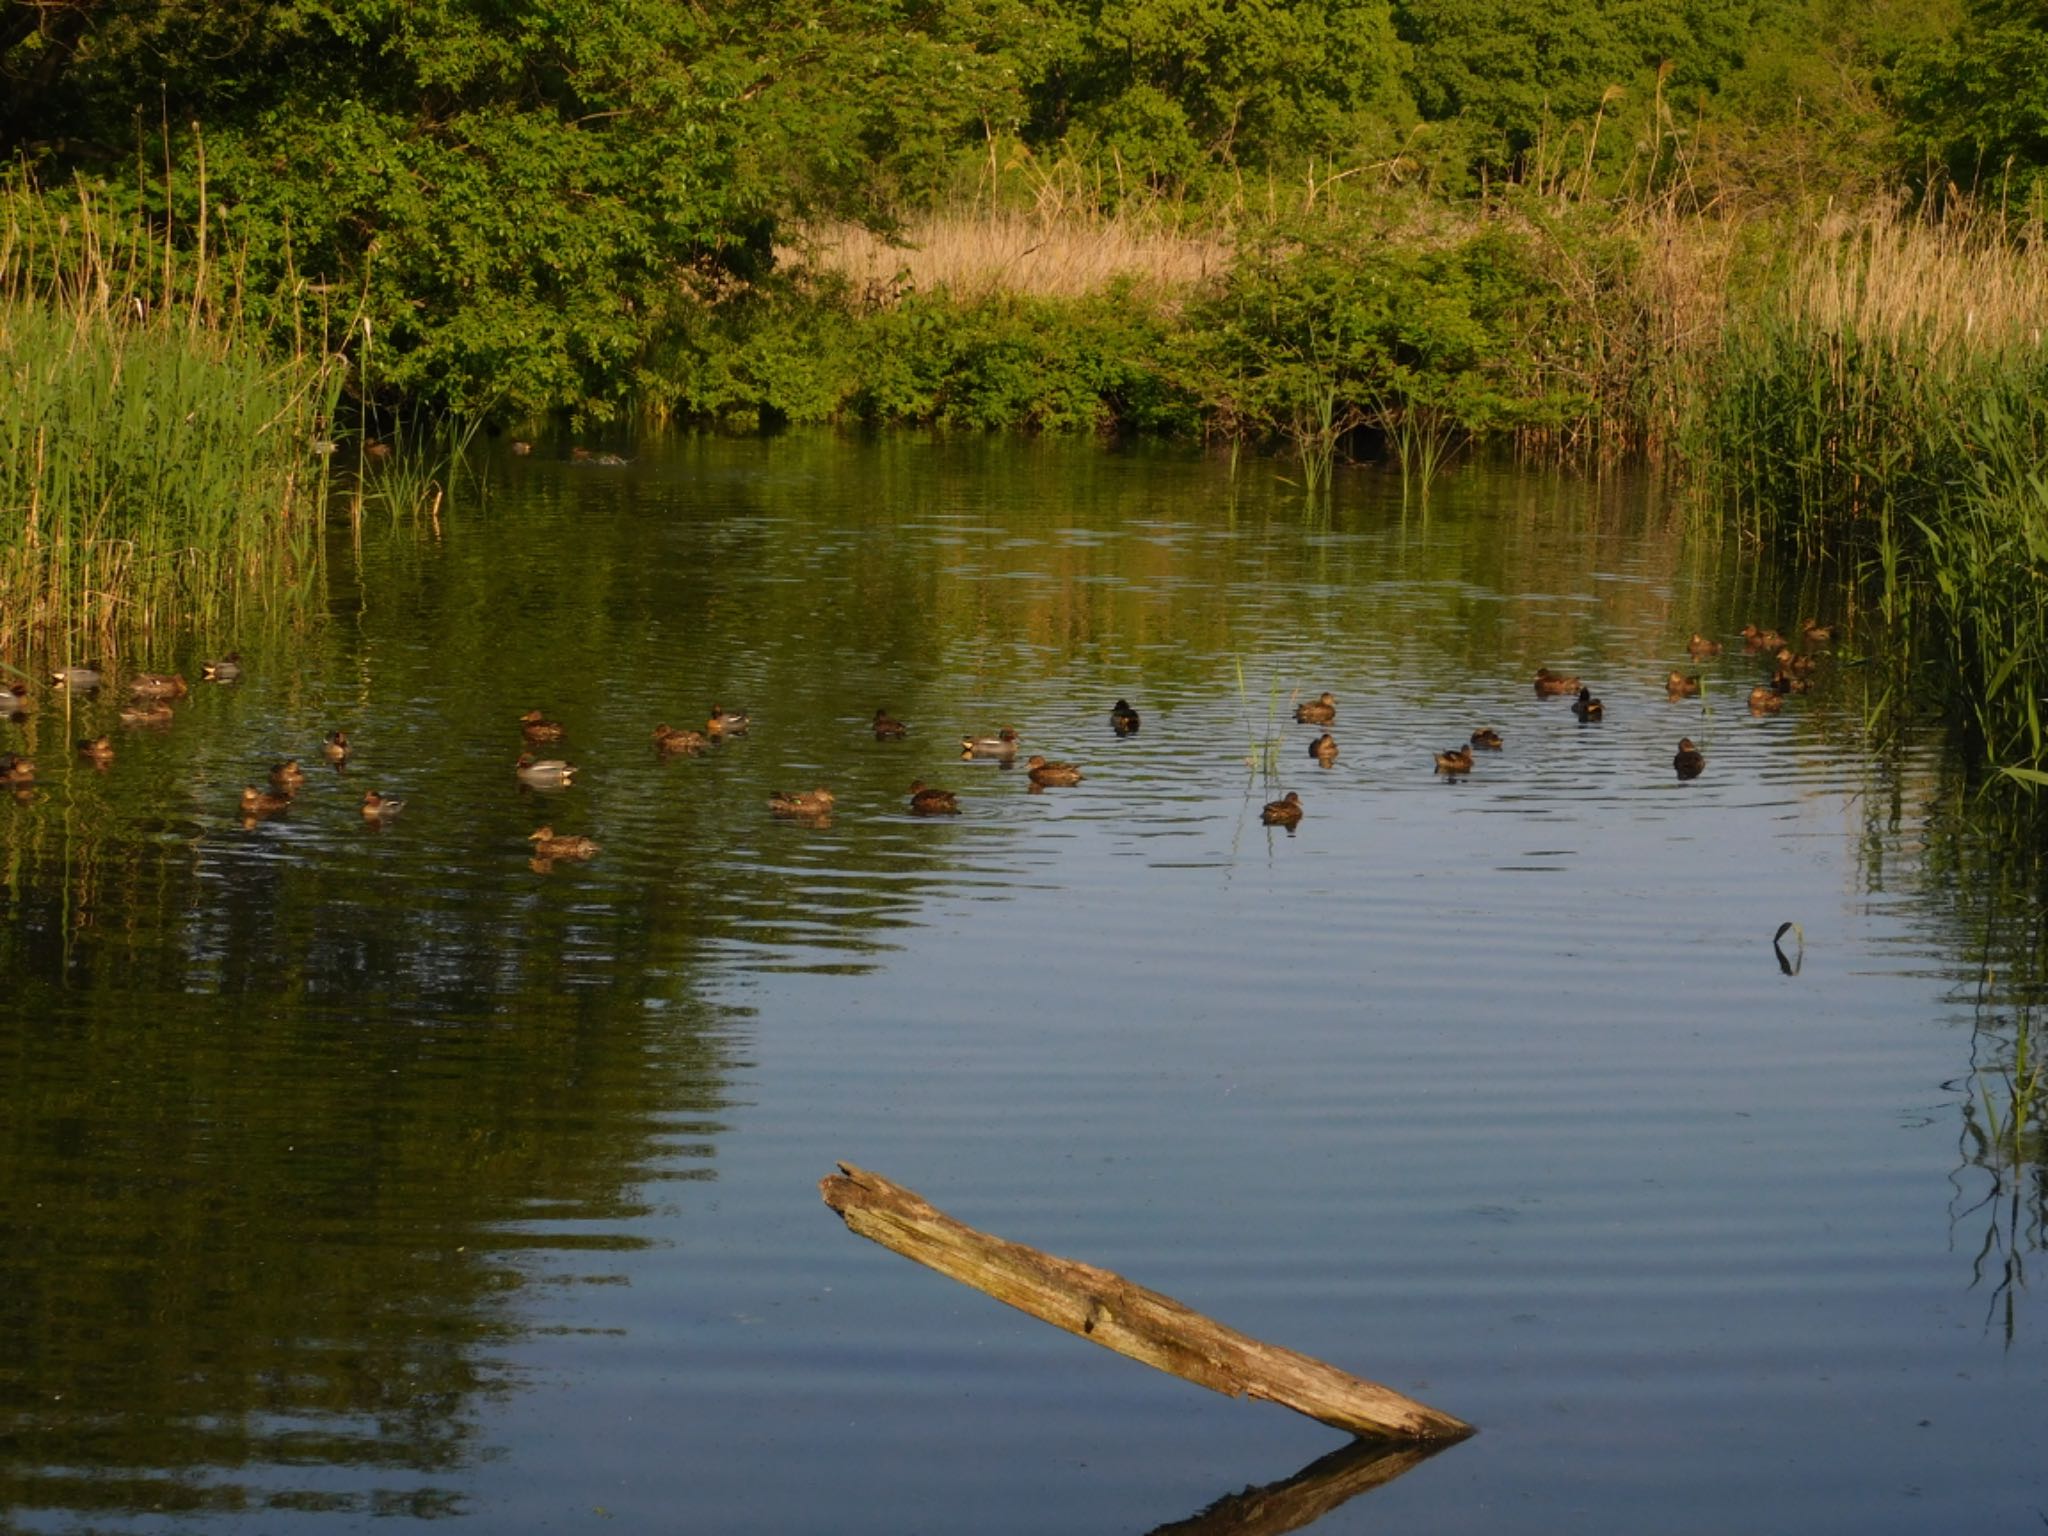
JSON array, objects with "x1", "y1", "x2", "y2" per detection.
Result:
[
  {"x1": 323, "y1": 730, "x2": 351, "y2": 762},
  {"x1": 1687, "y1": 632, "x2": 1723, "y2": 657},
  {"x1": 1309, "y1": 732, "x2": 1339, "y2": 763},
  {"x1": 1434, "y1": 745, "x2": 1475, "y2": 775},
  {"x1": 129, "y1": 672, "x2": 189, "y2": 698},
  {"x1": 1534, "y1": 667, "x2": 1581, "y2": 697},
  {"x1": 1470, "y1": 727, "x2": 1503, "y2": 750},
  {"x1": 768, "y1": 787, "x2": 836, "y2": 817},
  {"x1": 239, "y1": 785, "x2": 292, "y2": 816},
  {"x1": 908, "y1": 781, "x2": 960, "y2": 815},
  {"x1": 653, "y1": 724, "x2": 709, "y2": 754},
  {"x1": 270, "y1": 759, "x2": 308, "y2": 788},
  {"x1": 1748, "y1": 686, "x2": 1783, "y2": 715},
  {"x1": 1261, "y1": 791, "x2": 1304, "y2": 826},
  {"x1": 872, "y1": 708, "x2": 908, "y2": 740},
  {"x1": 520, "y1": 709, "x2": 567, "y2": 743},
  {"x1": 1673, "y1": 738, "x2": 1705, "y2": 779},
  {"x1": 1741, "y1": 625, "x2": 1786, "y2": 651},
  {"x1": 76, "y1": 736, "x2": 114, "y2": 764},
  {"x1": 361, "y1": 790, "x2": 406, "y2": 820},
  {"x1": 1025, "y1": 755, "x2": 1084, "y2": 786},
  {"x1": 528, "y1": 826, "x2": 600, "y2": 859},
  {"x1": 1666, "y1": 671, "x2": 1701, "y2": 697},
  {"x1": 1294, "y1": 692, "x2": 1337, "y2": 725}
]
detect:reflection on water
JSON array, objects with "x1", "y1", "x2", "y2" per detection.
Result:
[{"x1": 0, "y1": 433, "x2": 2042, "y2": 1532}]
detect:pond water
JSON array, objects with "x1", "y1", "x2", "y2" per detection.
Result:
[{"x1": 1, "y1": 434, "x2": 2043, "y2": 1534}]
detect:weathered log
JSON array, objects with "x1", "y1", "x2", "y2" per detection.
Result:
[{"x1": 819, "y1": 1162, "x2": 1473, "y2": 1443}]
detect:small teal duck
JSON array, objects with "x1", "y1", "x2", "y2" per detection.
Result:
[
  {"x1": 528, "y1": 825, "x2": 601, "y2": 859},
  {"x1": 707, "y1": 706, "x2": 751, "y2": 736},
  {"x1": 361, "y1": 790, "x2": 406, "y2": 820},
  {"x1": 909, "y1": 781, "x2": 960, "y2": 815},
  {"x1": 1775, "y1": 647, "x2": 1818, "y2": 676},
  {"x1": 1666, "y1": 671, "x2": 1700, "y2": 697},
  {"x1": 1111, "y1": 699, "x2": 1141, "y2": 735},
  {"x1": 1470, "y1": 727, "x2": 1503, "y2": 750},
  {"x1": 1310, "y1": 732, "x2": 1339, "y2": 763},
  {"x1": 269, "y1": 759, "x2": 307, "y2": 788},
  {"x1": 49, "y1": 666, "x2": 101, "y2": 689},
  {"x1": 1294, "y1": 692, "x2": 1337, "y2": 725},
  {"x1": 769, "y1": 787, "x2": 836, "y2": 817},
  {"x1": 239, "y1": 785, "x2": 292, "y2": 816},
  {"x1": 1801, "y1": 619, "x2": 1835, "y2": 645},
  {"x1": 201, "y1": 653, "x2": 242, "y2": 681},
  {"x1": 128, "y1": 672, "x2": 188, "y2": 698},
  {"x1": 1741, "y1": 625, "x2": 1786, "y2": 651},
  {"x1": 323, "y1": 730, "x2": 351, "y2": 762},
  {"x1": 0, "y1": 753, "x2": 35, "y2": 785},
  {"x1": 961, "y1": 727, "x2": 1020, "y2": 758},
  {"x1": 76, "y1": 735, "x2": 114, "y2": 764},
  {"x1": 1025, "y1": 755, "x2": 1084, "y2": 786},
  {"x1": 872, "y1": 708, "x2": 908, "y2": 740},
  {"x1": 520, "y1": 709, "x2": 567, "y2": 744},
  {"x1": 1534, "y1": 668, "x2": 1581, "y2": 697},
  {"x1": 1261, "y1": 791, "x2": 1304, "y2": 827},
  {"x1": 2, "y1": 682, "x2": 30, "y2": 713},
  {"x1": 1748, "y1": 686, "x2": 1782, "y2": 714},
  {"x1": 1435, "y1": 745, "x2": 1475, "y2": 775},
  {"x1": 1673, "y1": 738, "x2": 1705, "y2": 779},
  {"x1": 515, "y1": 754, "x2": 577, "y2": 787},
  {"x1": 1572, "y1": 687, "x2": 1604, "y2": 722},
  {"x1": 1687, "y1": 632, "x2": 1723, "y2": 657},
  {"x1": 653, "y1": 724, "x2": 708, "y2": 755}
]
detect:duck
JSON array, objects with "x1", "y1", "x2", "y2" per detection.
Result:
[
  {"x1": 1666, "y1": 671, "x2": 1701, "y2": 698},
  {"x1": 707, "y1": 706, "x2": 750, "y2": 736},
  {"x1": 528, "y1": 825, "x2": 601, "y2": 859},
  {"x1": 569, "y1": 447, "x2": 630, "y2": 467},
  {"x1": 961, "y1": 727, "x2": 1020, "y2": 758},
  {"x1": 768, "y1": 787, "x2": 836, "y2": 817},
  {"x1": 0, "y1": 753, "x2": 35, "y2": 785},
  {"x1": 652, "y1": 723, "x2": 708, "y2": 755},
  {"x1": 1770, "y1": 667, "x2": 1807, "y2": 695},
  {"x1": 872, "y1": 708, "x2": 908, "y2": 740},
  {"x1": 1774, "y1": 647, "x2": 1818, "y2": 676},
  {"x1": 323, "y1": 730, "x2": 351, "y2": 762},
  {"x1": 76, "y1": 735, "x2": 114, "y2": 764},
  {"x1": 1740, "y1": 625, "x2": 1786, "y2": 651},
  {"x1": 1673, "y1": 738, "x2": 1705, "y2": 779},
  {"x1": 519, "y1": 709, "x2": 567, "y2": 743},
  {"x1": 1572, "y1": 686, "x2": 1604, "y2": 721},
  {"x1": 239, "y1": 785, "x2": 292, "y2": 816},
  {"x1": 128, "y1": 672, "x2": 189, "y2": 698},
  {"x1": 1470, "y1": 727, "x2": 1503, "y2": 750},
  {"x1": 201, "y1": 653, "x2": 242, "y2": 681},
  {"x1": 515, "y1": 754, "x2": 577, "y2": 787},
  {"x1": 1687, "y1": 632, "x2": 1723, "y2": 657},
  {"x1": 49, "y1": 665, "x2": 101, "y2": 689},
  {"x1": 1748, "y1": 686, "x2": 1783, "y2": 715},
  {"x1": 908, "y1": 781, "x2": 960, "y2": 815},
  {"x1": 1309, "y1": 732, "x2": 1339, "y2": 763},
  {"x1": 269, "y1": 758, "x2": 308, "y2": 788},
  {"x1": 361, "y1": 790, "x2": 406, "y2": 820},
  {"x1": 2, "y1": 682, "x2": 30, "y2": 713},
  {"x1": 509, "y1": 440, "x2": 532, "y2": 456},
  {"x1": 1110, "y1": 699, "x2": 1142, "y2": 735},
  {"x1": 1534, "y1": 667, "x2": 1581, "y2": 697},
  {"x1": 1260, "y1": 791, "x2": 1304, "y2": 826},
  {"x1": 118, "y1": 700, "x2": 174, "y2": 727},
  {"x1": 1025, "y1": 755, "x2": 1084, "y2": 786},
  {"x1": 1434, "y1": 745, "x2": 1475, "y2": 775},
  {"x1": 1294, "y1": 692, "x2": 1337, "y2": 724},
  {"x1": 1801, "y1": 619, "x2": 1835, "y2": 645}
]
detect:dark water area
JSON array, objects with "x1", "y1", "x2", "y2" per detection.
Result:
[{"x1": 1, "y1": 434, "x2": 2042, "y2": 1533}]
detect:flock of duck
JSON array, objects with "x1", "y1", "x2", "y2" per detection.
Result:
[{"x1": 0, "y1": 617, "x2": 1833, "y2": 854}]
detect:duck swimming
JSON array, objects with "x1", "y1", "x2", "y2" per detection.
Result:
[
  {"x1": 1470, "y1": 727, "x2": 1503, "y2": 750},
  {"x1": 49, "y1": 666, "x2": 101, "y2": 689},
  {"x1": 0, "y1": 754, "x2": 35, "y2": 784},
  {"x1": 269, "y1": 759, "x2": 307, "y2": 787},
  {"x1": 961, "y1": 727, "x2": 1020, "y2": 758},
  {"x1": 1534, "y1": 668, "x2": 1581, "y2": 697},
  {"x1": 707, "y1": 706, "x2": 750, "y2": 736},
  {"x1": 361, "y1": 790, "x2": 406, "y2": 820},
  {"x1": 872, "y1": 708, "x2": 908, "y2": 740},
  {"x1": 1748, "y1": 686, "x2": 1783, "y2": 714},
  {"x1": 239, "y1": 785, "x2": 291, "y2": 816},
  {"x1": 528, "y1": 826, "x2": 601, "y2": 859},
  {"x1": 202, "y1": 653, "x2": 242, "y2": 681},
  {"x1": 1434, "y1": 745, "x2": 1475, "y2": 775},
  {"x1": 1741, "y1": 625, "x2": 1786, "y2": 651},
  {"x1": 1673, "y1": 738, "x2": 1705, "y2": 779},
  {"x1": 323, "y1": 730, "x2": 351, "y2": 762},
  {"x1": 76, "y1": 736, "x2": 114, "y2": 764},
  {"x1": 652, "y1": 724, "x2": 708, "y2": 755},
  {"x1": 1310, "y1": 732, "x2": 1339, "y2": 763},
  {"x1": 1294, "y1": 692, "x2": 1337, "y2": 724},
  {"x1": 768, "y1": 787, "x2": 836, "y2": 817},
  {"x1": 515, "y1": 754, "x2": 577, "y2": 786},
  {"x1": 908, "y1": 781, "x2": 960, "y2": 815},
  {"x1": 1025, "y1": 755, "x2": 1084, "y2": 786},
  {"x1": 1261, "y1": 791, "x2": 1304, "y2": 826},
  {"x1": 1572, "y1": 687, "x2": 1605, "y2": 721},
  {"x1": 1687, "y1": 632, "x2": 1723, "y2": 657},
  {"x1": 128, "y1": 672, "x2": 188, "y2": 698},
  {"x1": 1666, "y1": 671, "x2": 1701, "y2": 697},
  {"x1": 1110, "y1": 699, "x2": 1141, "y2": 735},
  {"x1": 520, "y1": 709, "x2": 566, "y2": 743}
]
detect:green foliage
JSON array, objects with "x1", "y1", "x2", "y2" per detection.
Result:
[{"x1": 1897, "y1": 0, "x2": 2048, "y2": 205}]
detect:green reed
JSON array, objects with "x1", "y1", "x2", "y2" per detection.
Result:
[{"x1": 0, "y1": 170, "x2": 348, "y2": 655}]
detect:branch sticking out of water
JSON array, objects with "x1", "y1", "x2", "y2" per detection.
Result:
[{"x1": 1774, "y1": 921, "x2": 1804, "y2": 976}]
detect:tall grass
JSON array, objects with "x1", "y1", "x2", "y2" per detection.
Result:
[{"x1": 0, "y1": 172, "x2": 347, "y2": 656}]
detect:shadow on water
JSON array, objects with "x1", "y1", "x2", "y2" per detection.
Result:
[{"x1": 1142, "y1": 1436, "x2": 1455, "y2": 1536}]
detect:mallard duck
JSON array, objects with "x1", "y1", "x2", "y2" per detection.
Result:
[
  {"x1": 1294, "y1": 692, "x2": 1337, "y2": 724},
  {"x1": 1260, "y1": 791, "x2": 1304, "y2": 826},
  {"x1": 872, "y1": 708, "x2": 908, "y2": 740},
  {"x1": 1687, "y1": 632, "x2": 1723, "y2": 657},
  {"x1": 707, "y1": 706, "x2": 750, "y2": 736},
  {"x1": 1470, "y1": 727, "x2": 1503, "y2": 750},
  {"x1": 520, "y1": 709, "x2": 566, "y2": 743},
  {"x1": 1801, "y1": 619, "x2": 1835, "y2": 645},
  {"x1": 769, "y1": 787, "x2": 836, "y2": 816},
  {"x1": 528, "y1": 826, "x2": 600, "y2": 858},
  {"x1": 201, "y1": 653, "x2": 242, "y2": 681},
  {"x1": 49, "y1": 666, "x2": 101, "y2": 689},
  {"x1": 1775, "y1": 647, "x2": 1818, "y2": 676},
  {"x1": 128, "y1": 672, "x2": 188, "y2": 698},
  {"x1": 1025, "y1": 755, "x2": 1084, "y2": 786},
  {"x1": 1534, "y1": 667, "x2": 1581, "y2": 697},
  {"x1": 361, "y1": 790, "x2": 406, "y2": 820},
  {"x1": 323, "y1": 730, "x2": 351, "y2": 762},
  {"x1": 239, "y1": 785, "x2": 291, "y2": 815},
  {"x1": 76, "y1": 735, "x2": 114, "y2": 764},
  {"x1": 0, "y1": 753, "x2": 35, "y2": 784},
  {"x1": 1741, "y1": 625, "x2": 1786, "y2": 650},
  {"x1": 1310, "y1": 732, "x2": 1339, "y2": 763},
  {"x1": 1434, "y1": 745, "x2": 1475, "y2": 775},
  {"x1": 652, "y1": 724, "x2": 708, "y2": 754},
  {"x1": 515, "y1": 754, "x2": 577, "y2": 787},
  {"x1": 1110, "y1": 699, "x2": 1141, "y2": 735},
  {"x1": 1666, "y1": 671, "x2": 1701, "y2": 697},
  {"x1": 118, "y1": 700, "x2": 173, "y2": 727},
  {"x1": 961, "y1": 727, "x2": 1020, "y2": 758},
  {"x1": 1572, "y1": 686, "x2": 1605, "y2": 721},
  {"x1": 908, "y1": 780, "x2": 960, "y2": 815},
  {"x1": 1748, "y1": 686, "x2": 1783, "y2": 714},
  {"x1": 1673, "y1": 738, "x2": 1705, "y2": 779},
  {"x1": 269, "y1": 758, "x2": 307, "y2": 788}
]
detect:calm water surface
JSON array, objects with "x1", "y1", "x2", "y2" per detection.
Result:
[{"x1": 1, "y1": 435, "x2": 2043, "y2": 1533}]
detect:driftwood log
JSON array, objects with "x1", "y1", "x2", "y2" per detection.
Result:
[{"x1": 819, "y1": 1163, "x2": 1472, "y2": 1443}]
